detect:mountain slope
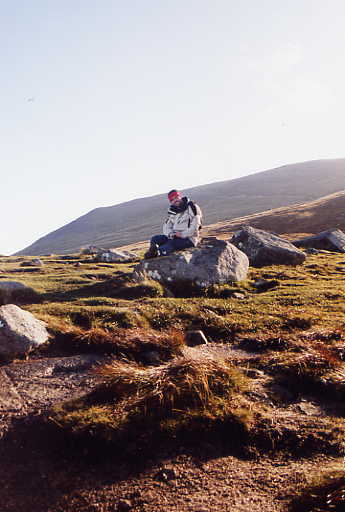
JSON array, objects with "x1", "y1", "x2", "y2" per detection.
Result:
[
  {"x1": 17, "y1": 158, "x2": 345, "y2": 255},
  {"x1": 204, "y1": 189, "x2": 345, "y2": 239}
]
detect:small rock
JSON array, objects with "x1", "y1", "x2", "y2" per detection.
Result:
[
  {"x1": 244, "y1": 368, "x2": 265, "y2": 379},
  {"x1": 253, "y1": 279, "x2": 279, "y2": 292},
  {"x1": 96, "y1": 250, "x2": 137, "y2": 263},
  {"x1": 155, "y1": 468, "x2": 177, "y2": 482},
  {"x1": 20, "y1": 259, "x2": 43, "y2": 267},
  {"x1": 80, "y1": 245, "x2": 106, "y2": 255},
  {"x1": 185, "y1": 330, "x2": 208, "y2": 346},
  {"x1": 232, "y1": 292, "x2": 246, "y2": 299},
  {"x1": 117, "y1": 499, "x2": 132, "y2": 511},
  {"x1": 142, "y1": 350, "x2": 161, "y2": 365}
]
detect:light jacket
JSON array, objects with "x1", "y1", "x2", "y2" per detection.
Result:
[{"x1": 163, "y1": 201, "x2": 202, "y2": 246}]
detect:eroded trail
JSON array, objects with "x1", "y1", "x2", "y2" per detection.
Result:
[{"x1": 0, "y1": 347, "x2": 340, "y2": 512}]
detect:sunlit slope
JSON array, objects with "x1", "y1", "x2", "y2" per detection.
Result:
[
  {"x1": 204, "y1": 189, "x2": 345, "y2": 240},
  {"x1": 16, "y1": 158, "x2": 345, "y2": 255}
]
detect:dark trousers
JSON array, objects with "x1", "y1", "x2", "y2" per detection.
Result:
[{"x1": 151, "y1": 235, "x2": 194, "y2": 255}]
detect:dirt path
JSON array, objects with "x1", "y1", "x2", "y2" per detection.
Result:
[{"x1": 0, "y1": 349, "x2": 338, "y2": 512}]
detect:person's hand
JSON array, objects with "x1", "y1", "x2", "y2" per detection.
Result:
[{"x1": 174, "y1": 232, "x2": 183, "y2": 238}]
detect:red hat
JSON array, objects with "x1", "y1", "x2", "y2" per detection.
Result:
[{"x1": 168, "y1": 190, "x2": 181, "y2": 202}]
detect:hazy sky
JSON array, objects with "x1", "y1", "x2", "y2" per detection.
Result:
[{"x1": 1, "y1": 1, "x2": 345, "y2": 255}]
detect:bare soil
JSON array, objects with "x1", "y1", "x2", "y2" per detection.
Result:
[{"x1": 0, "y1": 346, "x2": 339, "y2": 512}]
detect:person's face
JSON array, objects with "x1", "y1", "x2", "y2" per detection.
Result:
[{"x1": 170, "y1": 197, "x2": 182, "y2": 206}]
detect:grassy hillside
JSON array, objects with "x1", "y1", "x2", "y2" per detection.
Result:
[
  {"x1": 1, "y1": 243, "x2": 345, "y2": 511},
  {"x1": 16, "y1": 158, "x2": 345, "y2": 255},
  {"x1": 204, "y1": 189, "x2": 345, "y2": 240}
]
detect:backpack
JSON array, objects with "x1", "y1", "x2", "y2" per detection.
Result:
[{"x1": 188, "y1": 201, "x2": 203, "y2": 230}]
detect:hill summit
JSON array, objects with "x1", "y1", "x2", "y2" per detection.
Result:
[{"x1": 16, "y1": 158, "x2": 345, "y2": 255}]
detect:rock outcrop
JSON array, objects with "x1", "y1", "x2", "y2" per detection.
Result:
[
  {"x1": 133, "y1": 238, "x2": 249, "y2": 287},
  {"x1": 230, "y1": 226, "x2": 306, "y2": 267},
  {"x1": 0, "y1": 304, "x2": 49, "y2": 359},
  {"x1": 293, "y1": 229, "x2": 345, "y2": 253}
]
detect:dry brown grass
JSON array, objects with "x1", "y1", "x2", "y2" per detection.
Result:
[
  {"x1": 257, "y1": 342, "x2": 345, "y2": 397},
  {"x1": 38, "y1": 319, "x2": 186, "y2": 362},
  {"x1": 50, "y1": 355, "x2": 250, "y2": 447}
]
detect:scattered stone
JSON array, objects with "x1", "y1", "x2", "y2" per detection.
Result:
[
  {"x1": 0, "y1": 304, "x2": 49, "y2": 359},
  {"x1": 185, "y1": 330, "x2": 208, "y2": 346},
  {"x1": 306, "y1": 248, "x2": 320, "y2": 255},
  {"x1": 293, "y1": 228, "x2": 345, "y2": 253},
  {"x1": 9, "y1": 268, "x2": 42, "y2": 274},
  {"x1": 142, "y1": 350, "x2": 161, "y2": 365},
  {"x1": 117, "y1": 498, "x2": 132, "y2": 511},
  {"x1": 231, "y1": 226, "x2": 306, "y2": 267},
  {"x1": 231, "y1": 292, "x2": 246, "y2": 299},
  {"x1": 95, "y1": 250, "x2": 138, "y2": 263},
  {"x1": 253, "y1": 278, "x2": 279, "y2": 292},
  {"x1": 80, "y1": 245, "x2": 106, "y2": 255},
  {"x1": 155, "y1": 468, "x2": 177, "y2": 482},
  {"x1": 59, "y1": 255, "x2": 79, "y2": 261},
  {"x1": 216, "y1": 288, "x2": 246, "y2": 299},
  {"x1": 19, "y1": 259, "x2": 43, "y2": 267},
  {"x1": 133, "y1": 238, "x2": 249, "y2": 286},
  {"x1": 243, "y1": 368, "x2": 266, "y2": 379}
]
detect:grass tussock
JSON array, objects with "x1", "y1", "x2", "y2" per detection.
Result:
[
  {"x1": 49, "y1": 355, "x2": 250, "y2": 448},
  {"x1": 39, "y1": 317, "x2": 186, "y2": 362},
  {"x1": 260, "y1": 343, "x2": 345, "y2": 397}
]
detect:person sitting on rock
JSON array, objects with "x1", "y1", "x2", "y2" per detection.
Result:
[{"x1": 144, "y1": 189, "x2": 203, "y2": 259}]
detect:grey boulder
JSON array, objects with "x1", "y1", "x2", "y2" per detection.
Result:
[
  {"x1": 80, "y1": 245, "x2": 106, "y2": 255},
  {"x1": 133, "y1": 238, "x2": 249, "y2": 287},
  {"x1": 0, "y1": 281, "x2": 40, "y2": 305},
  {"x1": 97, "y1": 249, "x2": 138, "y2": 263},
  {"x1": 293, "y1": 229, "x2": 345, "y2": 253},
  {"x1": 0, "y1": 304, "x2": 49, "y2": 359},
  {"x1": 230, "y1": 226, "x2": 306, "y2": 267}
]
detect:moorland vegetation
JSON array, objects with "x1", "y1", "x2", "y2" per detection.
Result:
[{"x1": 1, "y1": 239, "x2": 345, "y2": 510}]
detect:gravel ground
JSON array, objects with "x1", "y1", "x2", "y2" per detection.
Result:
[{"x1": 0, "y1": 349, "x2": 338, "y2": 512}]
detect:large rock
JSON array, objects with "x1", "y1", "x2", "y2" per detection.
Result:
[
  {"x1": 96, "y1": 249, "x2": 138, "y2": 263},
  {"x1": 293, "y1": 229, "x2": 345, "y2": 252},
  {"x1": 0, "y1": 281, "x2": 40, "y2": 305},
  {"x1": 0, "y1": 304, "x2": 49, "y2": 359},
  {"x1": 230, "y1": 226, "x2": 306, "y2": 267},
  {"x1": 133, "y1": 238, "x2": 249, "y2": 287}
]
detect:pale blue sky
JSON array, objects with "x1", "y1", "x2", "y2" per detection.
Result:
[{"x1": 1, "y1": 1, "x2": 345, "y2": 254}]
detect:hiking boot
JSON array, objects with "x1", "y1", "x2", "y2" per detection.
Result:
[{"x1": 144, "y1": 243, "x2": 159, "y2": 259}]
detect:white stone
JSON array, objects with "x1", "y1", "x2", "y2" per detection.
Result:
[{"x1": 0, "y1": 304, "x2": 49, "y2": 359}]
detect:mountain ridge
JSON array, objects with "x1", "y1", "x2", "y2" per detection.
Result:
[{"x1": 16, "y1": 158, "x2": 345, "y2": 255}]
